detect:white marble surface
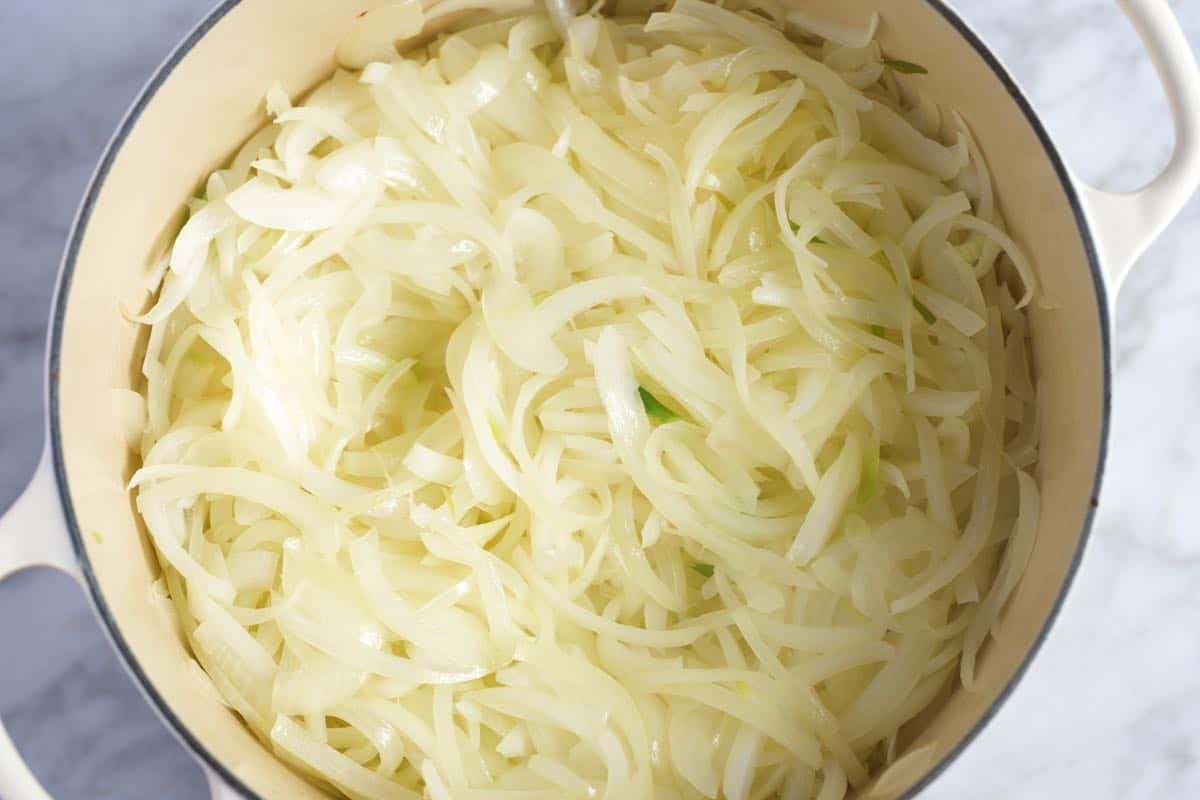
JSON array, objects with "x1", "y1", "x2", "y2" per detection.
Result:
[{"x1": 0, "y1": 0, "x2": 1197, "y2": 798}]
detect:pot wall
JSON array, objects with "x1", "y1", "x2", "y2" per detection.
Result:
[{"x1": 47, "y1": 1, "x2": 1107, "y2": 797}]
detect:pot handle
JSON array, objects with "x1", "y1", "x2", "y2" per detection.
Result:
[
  {"x1": 0, "y1": 451, "x2": 81, "y2": 800},
  {"x1": 1077, "y1": 0, "x2": 1200, "y2": 295},
  {"x1": 0, "y1": 451, "x2": 248, "y2": 800}
]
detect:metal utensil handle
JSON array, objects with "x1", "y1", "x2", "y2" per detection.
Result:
[{"x1": 1079, "y1": 0, "x2": 1200, "y2": 296}]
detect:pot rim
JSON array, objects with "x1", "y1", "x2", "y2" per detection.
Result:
[{"x1": 43, "y1": 1, "x2": 1113, "y2": 797}]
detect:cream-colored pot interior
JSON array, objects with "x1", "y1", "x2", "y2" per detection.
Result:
[{"x1": 52, "y1": 1, "x2": 1108, "y2": 797}]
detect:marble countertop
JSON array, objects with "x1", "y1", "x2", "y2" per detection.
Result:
[{"x1": 0, "y1": 0, "x2": 1197, "y2": 797}]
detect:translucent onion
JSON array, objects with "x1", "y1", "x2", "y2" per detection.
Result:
[{"x1": 135, "y1": 2, "x2": 1042, "y2": 798}]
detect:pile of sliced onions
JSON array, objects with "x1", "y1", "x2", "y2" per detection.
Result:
[{"x1": 133, "y1": 1, "x2": 1041, "y2": 797}]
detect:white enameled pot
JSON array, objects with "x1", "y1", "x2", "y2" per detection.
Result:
[{"x1": 1, "y1": 1, "x2": 1197, "y2": 797}]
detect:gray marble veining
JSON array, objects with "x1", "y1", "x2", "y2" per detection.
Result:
[{"x1": 0, "y1": 1, "x2": 1197, "y2": 798}]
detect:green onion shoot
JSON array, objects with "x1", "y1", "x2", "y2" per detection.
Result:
[
  {"x1": 857, "y1": 441, "x2": 880, "y2": 504},
  {"x1": 639, "y1": 386, "x2": 678, "y2": 422},
  {"x1": 882, "y1": 58, "x2": 928, "y2": 75},
  {"x1": 912, "y1": 296, "x2": 937, "y2": 325}
]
